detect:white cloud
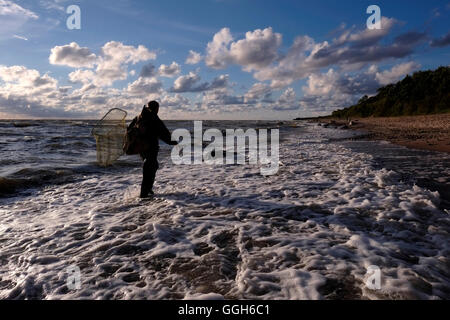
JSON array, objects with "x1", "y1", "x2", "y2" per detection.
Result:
[
  {"x1": 201, "y1": 88, "x2": 245, "y2": 108},
  {"x1": 68, "y1": 69, "x2": 95, "y2": 84},
  {"x1": 273, "y1": 87, "x2": 297, "y2": 111},
  {"x1": 244, "y1": 82, "x2": 272, "y2": 102},
  {"x1": 95, "y1": 41, "x2": 157, "y2": 86},
  {"x1": 299, "y1": 69, "x2": 368, "y2": 113},
  {"x1": 172, "y1": 71, "x2": 200, "y2": 92},
  {"x1": 0, "y1": 65, "x2": 75, "y2": 117},
  {"x1": 126, "y1": 77, "x2": 162, "y2": 95},
  {"x1": 0, "y1": 14, "x2": 434, "y2": 119},
  {"x1": 375, "y1": 61, "x2": 420, "y2": 85},
  {"x1": 158, "y1": 62, "x2": 181, "y2": 77},
  {"x1": 185, "y1": 50, "x2": 203, "y2": 65},
  {"x1": 171, "y1": 72, "x2": 229, "y2": 93},
  {"x1": 298, "y1": 62, "x2": 419, "y2": 113},
  {"x1": 244, "y1": 18, "x2": 422, "y2": 89},
  {"x1": 205, "y1": 27, "x2": 282, "y2": 71},
  {"x1": 205, "y1": 28, "x2": 234, "y2": 69},
  {"x1": 0, "y1": 65, "x2": 57, "y2": 90},
  {"x1": 51, "y1": 41, "x2": 157, "y2": 87},
  {"x1": 0, "y1": 0, "x2": 38, "y2": 19},
  {"x1": 0, "y1": 64, "x2": 152, "y2": 118},
  {"x1": 100, "y1": 41, "x2": 156, "y2": 65},
  {"x1": 49, "y1": 42, "x2": 97, "y2": 68},
  {"x1": 278, "y1": 87, "x2": 296, "y2": 103},
  {"x1": 303, "y1": 69, "x2": 338, "y2": 96},
  {"x1": 160, "y1": 93, "x2": 189, "y2": 108},
  {"x1": 229, "y1": 27, "x2": 282, "y2": 71}
]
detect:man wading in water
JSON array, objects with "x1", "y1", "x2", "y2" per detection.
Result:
[{"x1": 129, "y1": 101, "x2": 178, "y2": 198}]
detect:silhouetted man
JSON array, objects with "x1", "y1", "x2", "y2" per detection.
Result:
[{"x1": 136, "y1": 101, "x2": 177, "y2": 198}]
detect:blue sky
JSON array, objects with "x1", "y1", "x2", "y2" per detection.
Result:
[{"x1": 0, "y1": 0, "x2": 449, "y2": 119}]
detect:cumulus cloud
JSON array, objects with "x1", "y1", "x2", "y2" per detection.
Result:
[
  {"x1": 303, "y1": 69, "x2": 338, "y2": 96},
  {"x1": 244, "y1": 82, "x2": 273, "y2": 103},
  {"x1": 0, "y1": 65, "x2": 78, "y2": 117},
  {"x1": 201, "y1": 88, "x2": 245, "y2": 108},
  {"x1": 171, "y1": 72, "x2": 201, "y2": 92},
  {"x1": 300, "y1": 70, "x2": 369, "y2": 113},
  {"x1": 229, "y1": 28, "x2": 282, "y2": 71},
  {"x1": 278, "y1": 87, "x2": 296, "y2": 102},
  {"x1": 160, "y1": 93, "x2": 189, "y2": 108},
  {"x1": 230, "y1": 18, "x2": 426, "y2": 89},
  {"x1": 1, "y1": 14, "x2": 443, "y2": 119},
  {"x1": 205, "y1": 28, "x2": 234, "y2": 69},
  {"x1": 0, "y1": 63, "x2": 158, "y2": 119},
  {"x1": 205, "y1": 27, "x2": 282, "y2": 71},
  {"x1": 158, "y1": 62, "x2": 181, "y2": 77},
  {"x1": 374, "y1": 61, "x2": 421, "y2": 85},
  {"x1": 273, "y1": 87, "x2": 297, "y2": 111},
  {"x1": 298, "y1": 61, "x2": 421, "y2": 113},
  {"x1": 185, "y1": 50, "x2": 203, "y2": 65},
  {"x1": 0, "y1": 65, "x2": 57, "y2": 89},
  {"x1": 170, "y1": 72, "x2": 229, "y2": 93},
  {"x1": 95, "y1": 41, "x2": 157, "y2": 86},
  {"x1": 51, "y1": 41, "x2": 157, "y2": 87},
  {"x1": 68, "y1": 69, "x2": 95, "y2": 84},
  {"x1": 12, "y1": 42, "x2": 161, "y2": 116},
  {"x1": 303, "y1": 68, "x2": 381, "y2": 99},
  {"x1": 126, "y1": 77, "x2": 163, "y2": 95},
  {"x1": 254, "y1": 35, "x2": 316, "y2": 88},
  {"x1": 49, "y1": 42, "x2": 97, "y2": 68}
]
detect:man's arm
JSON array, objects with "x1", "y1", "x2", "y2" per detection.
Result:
[{"x1": 157, "y1": 118, "x2": 178, "y2": 145}]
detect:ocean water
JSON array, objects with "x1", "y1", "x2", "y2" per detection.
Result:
[{"x1": 0, "y1": 120, "x2": 449, "y2": 300}]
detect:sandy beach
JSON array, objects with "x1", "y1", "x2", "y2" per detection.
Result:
[{"x1": 315, "y1": 114, "x2": 450, "y2": 154}]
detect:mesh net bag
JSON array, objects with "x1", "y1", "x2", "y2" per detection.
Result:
[{"x1": 91, "y1": 108, "x2": 127, "y2": 166}]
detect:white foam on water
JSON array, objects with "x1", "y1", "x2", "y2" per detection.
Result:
[{"x1": 0, "y1": 123, "x2": 449, "y2": 300}]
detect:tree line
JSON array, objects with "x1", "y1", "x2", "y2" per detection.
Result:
[{"x1": 331, "y1": 66, "x2": 450, "y2": 118}]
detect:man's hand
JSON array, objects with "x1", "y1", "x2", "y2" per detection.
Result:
[{"x1": 169, "y1": 140, "x2": 178, "y2": 146}]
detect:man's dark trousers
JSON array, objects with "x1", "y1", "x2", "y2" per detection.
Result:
[{"x1": 141, "y1": 150, "x2": 159, "y2": 196}]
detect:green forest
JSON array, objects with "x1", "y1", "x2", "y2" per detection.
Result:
[{"x1": 331, "y1": 66, "x2": 450, "y2": 118}]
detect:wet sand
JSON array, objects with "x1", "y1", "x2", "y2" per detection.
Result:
[{"x1": 315, "y1": 114, "x2": 450, "y2": 154}]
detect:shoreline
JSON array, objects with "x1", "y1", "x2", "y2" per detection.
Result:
[{"x1": 308, "y1": 113, "x2": 450, "y2": 154}]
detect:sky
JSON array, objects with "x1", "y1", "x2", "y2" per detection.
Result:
[{"x1": 0, "y1": 0, "x2": 449, "y2": 120}]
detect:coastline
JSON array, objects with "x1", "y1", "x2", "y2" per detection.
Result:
[{"x1": 309, "y1": 113, "x2": 450, "y2": 154}]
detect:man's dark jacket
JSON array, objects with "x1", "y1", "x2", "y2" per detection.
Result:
[{"x1": 130, "y1": 107, "x2": 173, "y2": 153}]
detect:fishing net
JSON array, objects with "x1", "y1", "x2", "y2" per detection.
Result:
[{"x1": 91, "y1": 108, "x2": 127, "y2": 166}]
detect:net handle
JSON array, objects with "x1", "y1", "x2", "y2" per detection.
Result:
[{"x1": 91, "y1": 108, "x2": 128, "y2": 136}]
